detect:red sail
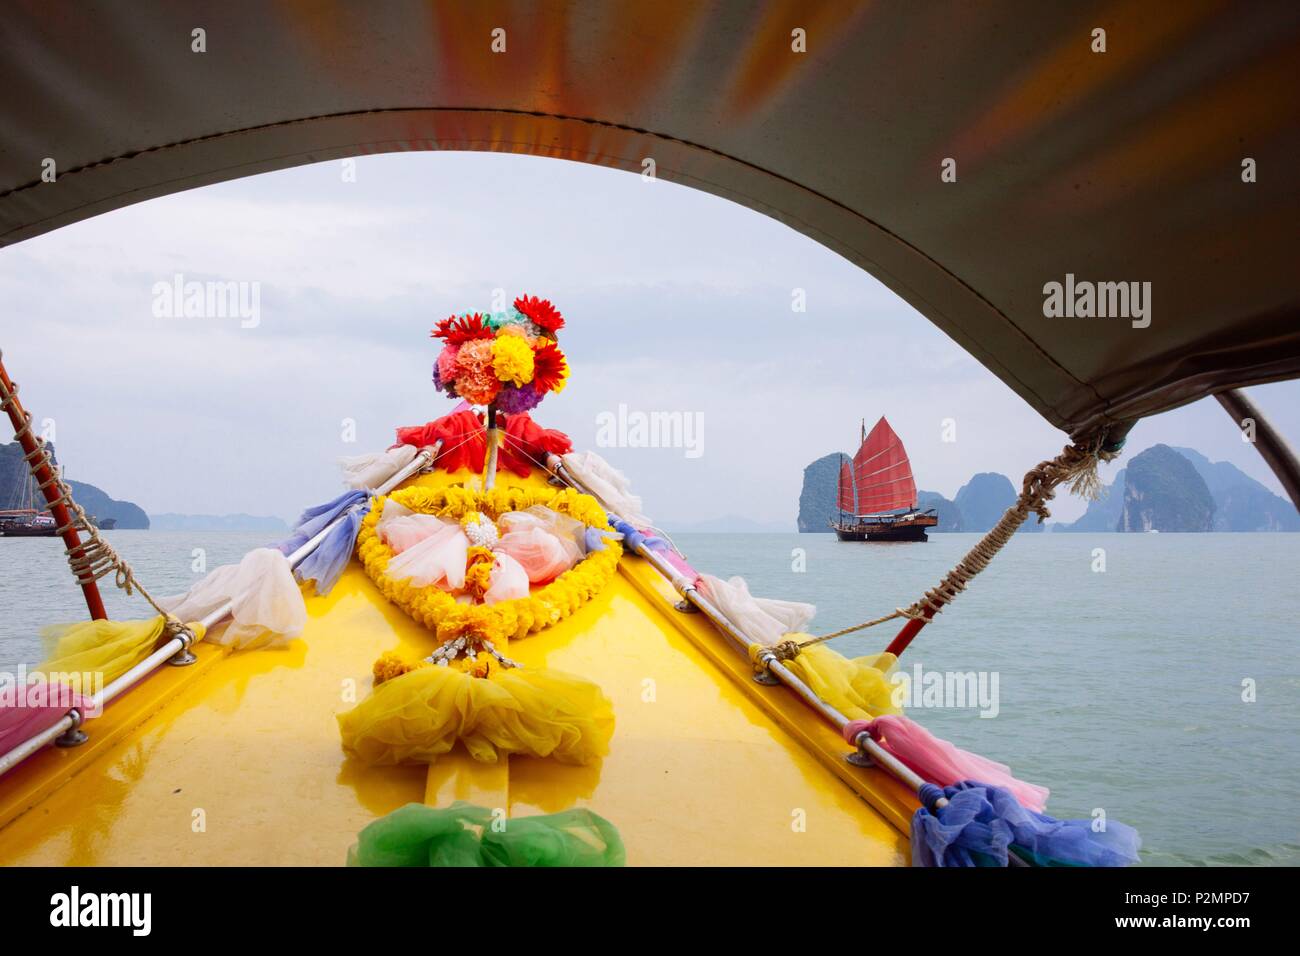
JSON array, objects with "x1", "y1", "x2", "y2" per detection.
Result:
[
  {"x1": 851, "y1": 416, "x2": 916, "y2": 514},
  {"x1": 837, "y1": 456, "x2": 856, "y2": 513}
]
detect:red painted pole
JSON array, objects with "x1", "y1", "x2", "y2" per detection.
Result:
[
  {"x1": 0, "y1": 355, "x2": 108, "y2": 620},
  {"x1": 884, "y1": 610, "x2": 933, "y2": 658}
]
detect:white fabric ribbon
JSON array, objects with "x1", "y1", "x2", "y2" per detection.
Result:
[
  {"x1": 561, "y1": 450, "x2": 653, "y2": 527},
  {"x1": 161, "y1": 548, "x2": 307, "y2": 650},
  {"x1": 339, "y1": 444, "x2": 418, "y2": 491},
  {"x1": 698, "y1": 573, "x2": 816, "y2": 647}
]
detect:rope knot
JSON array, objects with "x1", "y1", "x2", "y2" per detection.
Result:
[{"x1": 771, "y1": 638, "x2": 802, "y2": 662}]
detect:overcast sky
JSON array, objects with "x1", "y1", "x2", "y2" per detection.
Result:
[{"x1": 1, "y1": 152, "x2": 1295, "y2": 527}]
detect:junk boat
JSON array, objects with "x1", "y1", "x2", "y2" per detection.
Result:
[
  {"x1": 0, "y1": 4, "x2": 1297, "y2": 868},
  {"x1": 832, "y1": 417, "x2": 938, "y2": 542}
]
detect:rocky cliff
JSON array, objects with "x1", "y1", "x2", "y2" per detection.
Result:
[
  {"x1": 952, "y1": 472, "x2": 1043, "y2": 533},
  {"x1": 798, "y1": 444, "x2": 1291, "y2": 534},
  {"x1": 917, "y1": 490, "x2": 963, "y2": 531},
  {"x1": 1062, "y1": 448, "x2": 1297, "y2": 532},
  {"x1": 1057, "y1": 468, "x2": 1126, "y2": 532},
  {"x1": 1169, "y1": 447, "x2": 1300, "y2": 531},
  {"x1": 797, "y1": 452, "x2": 851, "y2": 532},
  {"x1": 1, "y1": 441, "x2": 150, "y2": 529},
  {"x1": 1117, "y1": 444, "x2": 1214, "y2": 532}
]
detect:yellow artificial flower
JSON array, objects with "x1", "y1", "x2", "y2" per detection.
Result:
[
  {"x1": 373, "y1": 650, "x2": 427, "y2": 685},
  {"x1": 464, "y1": 559, "x2": 493, "y2": 598},
  {"x1": 491, "y1": 334, "x2": 535, "y2": 386}
]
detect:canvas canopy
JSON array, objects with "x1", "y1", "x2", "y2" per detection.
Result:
[{"x1": 2, "y1": 1, "x2": 1296, "y2": 439}]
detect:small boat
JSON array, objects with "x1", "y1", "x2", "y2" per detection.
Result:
[
  {"x1": 2, "y1": 468, "x2": 59, "y2": 536},
  {"x1": 0, "y1": 512, "x2": 58, "y2": 537},
  {"x1": 0, "y1": 509, "x2": 37, "y2": 532},
  {"x1": 832, "y1": 417, "x2": 938, "y2": 542}
]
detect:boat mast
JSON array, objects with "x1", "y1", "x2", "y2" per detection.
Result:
[
  {"x1": 0, "y1": 350, "x2": 108, "y2": 619},
  {"x1": 482, "y1": 403, "x2": 501, "y2": 490}
]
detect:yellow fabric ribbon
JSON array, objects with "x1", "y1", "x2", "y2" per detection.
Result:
[
  {"x1": 38, "y1": 616, "x2": 207, "y2": 687},
  {"x1": 338, "y1": 663, "x2": 614, "y2": 766},
  {"x1": 752, "y1": 638, "x2": 902, "y2": 721}
]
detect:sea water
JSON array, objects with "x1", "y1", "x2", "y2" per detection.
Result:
[{"x1": 1, "y1": 529, "x2": 1297, "y2": 866}]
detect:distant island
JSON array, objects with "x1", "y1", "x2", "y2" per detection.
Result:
[
  {"x1": 2, "y1": 441, "x2": 288, "y2": 533},
  {"x1": 1063, "y1": 445, "x2": 1298, "y2": 532},
  {"x1": 798, "y1": 444, "x2": 1298, "y2": 533},
  {"x1": 1, "y1": 441, "x2": 149, "y2": 528},
  {"x1": 798, "y1": 454, "x2": 1041, "y2": 534}
]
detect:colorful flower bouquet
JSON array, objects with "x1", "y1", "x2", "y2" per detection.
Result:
[{"x1": 431, "y1": 295, "x2": 570, "y2": 413}]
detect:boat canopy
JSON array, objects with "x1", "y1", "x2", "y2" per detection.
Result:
[{"x1": 1, "y1": 2, "x2": 1297, "y2": 437}]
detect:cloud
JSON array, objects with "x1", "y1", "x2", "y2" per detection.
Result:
[{"x1": 1, "y1": 151, "x2": 1294, "y2": 527}]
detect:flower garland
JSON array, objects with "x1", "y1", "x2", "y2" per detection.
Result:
[
  {"x1": 357, "y1": 485, "x2": 621, "y2": 644},
  {"x1": 431, "y1": 295, "x2": 570, "y2": 411}
]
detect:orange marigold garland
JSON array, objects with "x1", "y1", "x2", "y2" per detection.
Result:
[{"x1": 357, "y1": 484, "x2": 621, "y2": 645}]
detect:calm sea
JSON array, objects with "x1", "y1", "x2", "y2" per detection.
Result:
[{"x1": 2, "y1": 529, "x2": 1298, "y2": 866}]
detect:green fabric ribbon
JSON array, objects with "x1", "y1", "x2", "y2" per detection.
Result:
[{"x1": 348, "y1": 801, "x2": 625, "y2": 867}]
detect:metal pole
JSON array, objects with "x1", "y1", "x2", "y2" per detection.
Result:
[
  {"x1": 1216, "y1": 388, "x2": 1300, "y2": 510},
  {"x1": 550, "y1": 453, "x2": 1036, "y2": 864},
  {"x1": 0, "y1": 443, "x2": 440, "y2": 778},
  {"x1": 0, "y1": 350, "x2": 107, "y2": 620},
  {"x1": 548, "y1": 457, "x2": 962, "y2": 806},
  {"x1": 483, "y1": 405, "x2": 500, "y2": 490}
]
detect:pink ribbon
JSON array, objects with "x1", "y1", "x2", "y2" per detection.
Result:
[{"x1": 840, "y1": 714, "x2": 1049, "y2": 812}]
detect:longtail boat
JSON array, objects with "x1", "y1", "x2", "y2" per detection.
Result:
[
  {"x1": 832, "y1": 417, "x2": 938, "y2": 542},
  {"x1": 0, "y1": 4, "x2": 1297, "y2": 873}
]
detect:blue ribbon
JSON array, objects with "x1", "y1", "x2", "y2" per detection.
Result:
[
  {"x1": 278, "y1": 490, "x2": 371, "y2": 596},
  {"x1": 910, "y1": 781, "x2": 1141, "y2": 868}
]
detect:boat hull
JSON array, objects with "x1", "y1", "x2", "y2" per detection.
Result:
[
  {"x1": 0, "y1": 467, "x2": 915, "y2": 866},
  {"x1": 0, "y1": 523, "x2": 59, "y2": 537},
  {"x1": 833, "y1": 513, "x2": 938, "y2": 542}
]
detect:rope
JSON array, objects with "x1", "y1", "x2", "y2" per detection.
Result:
[
  {"x1": 794, "y1": 436, "x2": 1119, "y2": 650},
  {"x1": 0, "y1": 375, "x2": 187, "y2": 637}
]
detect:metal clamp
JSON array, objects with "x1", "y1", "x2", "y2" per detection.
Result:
[
  {"x1": 167, "y1": 627, "x2": 197, "y2": 666},
  {"x1": 54, "y1": 708, "x2": 88, "y2": 748},
  {"x1": 751, "y1": 651, "x2": 781, "y2": 685},
  {"x1": 845, "y1": 749, "x2": 874, "y2": 767}
]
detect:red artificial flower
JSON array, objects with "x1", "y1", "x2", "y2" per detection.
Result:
[
  {"x1": 513, "y1": 295, "x2": 565, "y2": 334},
  {"x1": 530, "y1": 341, "x2": 569, "y2": 394},
  {"x1": 431, "y1": 312, "x2": 494, "y2": 345}
]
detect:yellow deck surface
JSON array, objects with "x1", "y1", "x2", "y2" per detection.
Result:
[{"x1": 0, "y1": 470, "x2": 913, "y2": 866}]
